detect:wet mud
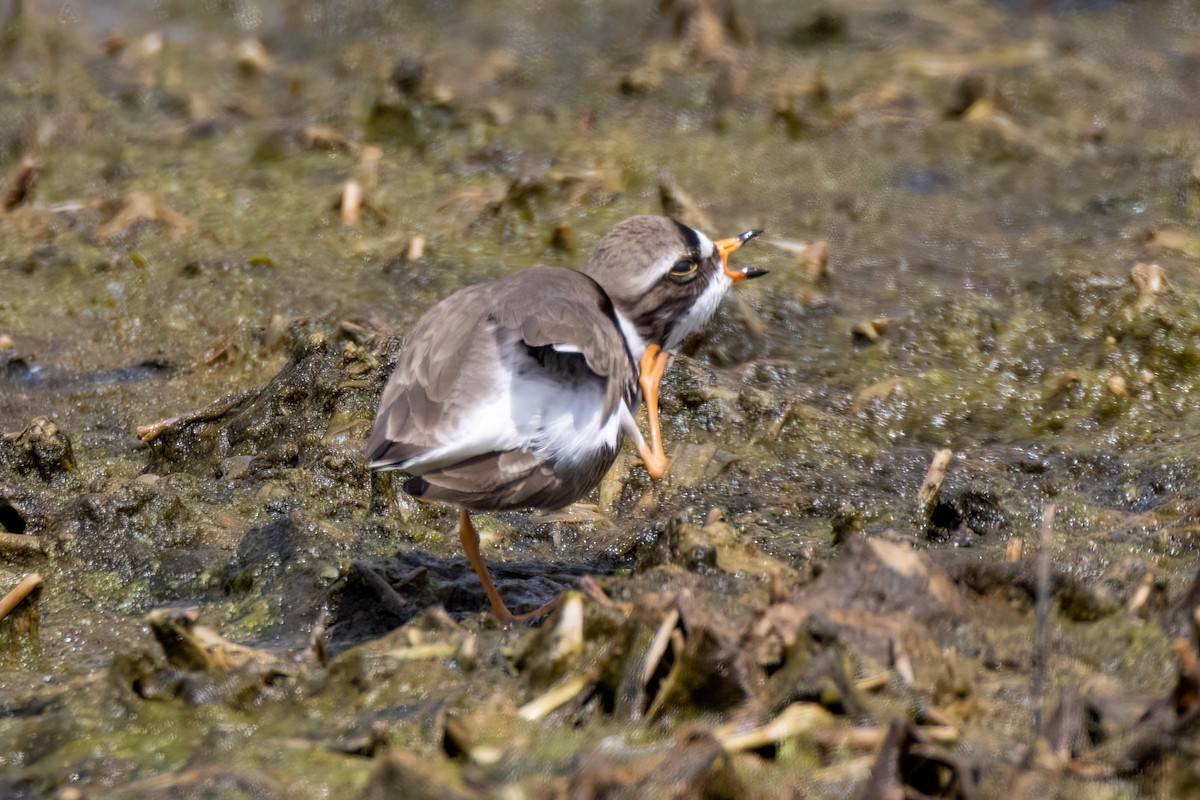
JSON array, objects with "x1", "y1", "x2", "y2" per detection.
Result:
[{"x1": 3, "y1": 1, "x2": 1200, "y2": 797}]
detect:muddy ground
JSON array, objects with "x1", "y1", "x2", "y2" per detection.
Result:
[{"x1": 2, "y1": 0, "x2": 1200, "y2": 797}]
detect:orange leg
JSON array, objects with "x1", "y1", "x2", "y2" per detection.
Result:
[
  {"x1": 637, "y1": 345, "x2": 672, "y2": 480},
  {"x1": 458, "y1": 507, "x2": 561, "y2": 625}
]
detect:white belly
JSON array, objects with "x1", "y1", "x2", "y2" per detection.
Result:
[
  {"x1": 399, "y1": 333, "x2": 622, "y2": 476},
  {"x1": 514, "y1": 364, "x2": 622, "y2": 466}
]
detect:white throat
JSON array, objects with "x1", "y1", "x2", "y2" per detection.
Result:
[{"x1": 613, "y1": 308, "x2": 647, "y2": 363}]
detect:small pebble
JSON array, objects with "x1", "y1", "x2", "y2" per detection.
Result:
[{"x1": 221, "y1": 455, "x2": 255, "y2": 481}]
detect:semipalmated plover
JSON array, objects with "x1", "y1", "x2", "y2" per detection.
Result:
[{"x1": 367, "y1": 215, "x2": 764, "y2": 622}]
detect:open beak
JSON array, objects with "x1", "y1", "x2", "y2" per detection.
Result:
[{"x1": 714, "y1": 229, "x2": 767, "y2": 282}]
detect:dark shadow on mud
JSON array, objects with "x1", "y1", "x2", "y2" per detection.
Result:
[{"x1": 324, "y1": 551, "x2": 615, "y2": 656}]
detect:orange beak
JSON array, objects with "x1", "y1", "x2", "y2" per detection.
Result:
[{"x1": 714, "y1": 230, "x2": 767, "y2": 282}]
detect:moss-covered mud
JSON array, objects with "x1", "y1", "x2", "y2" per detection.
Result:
[{"x1": 3, "y1": 1, "x2": 1200, "y2": 797}]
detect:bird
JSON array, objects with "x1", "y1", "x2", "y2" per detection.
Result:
[{"x1": 366, "y1": 215, "x2": 765, "y2": 622}]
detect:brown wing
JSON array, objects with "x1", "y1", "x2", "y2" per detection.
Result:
[
  {"x1": 491, "y1": 268, "x2": 636, "y2": 419},
  {"x1": 365, "y1": 279, "x2": 498, "y2": 470},
  {"x1": 365, "y1": 267, "x2": 635, "y2": 483}
]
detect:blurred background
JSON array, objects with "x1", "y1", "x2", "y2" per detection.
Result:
[{"x1": 3, "y1": 1, "x2": 1200, "y2": 797}]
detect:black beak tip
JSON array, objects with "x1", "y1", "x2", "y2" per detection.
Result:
[
  {"x1": 742, "y1": 267, "x2": 769, "y2": 280},
  {"x1": 739, "y1": 229, "x2": 764, "y2": 245}
]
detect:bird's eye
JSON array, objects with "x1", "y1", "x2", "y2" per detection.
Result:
[{"x1": 668, "y1": 259, "x2": 698, "y2": 281}]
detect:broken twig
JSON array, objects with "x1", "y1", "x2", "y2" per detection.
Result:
[
  {"x1": 916, "y1": 448, "x2": 953, "y2": 517},
  {"x1": 0, "y1": 572, "x2": 43, "y2": 624},
  {"x1": 1032, "y1": 505, "x2": 1055, "y2": 734},
  {"x1": 2, "y1": 155, "x2": 37, "y2": 212},
  {"x1": 0, "y1": 531, "x2": 45, "y2": 557},
  {"x1": 136, "y1": 393, "x2": 250, "y2": 442},
  {"x1": 518, "y1": 674, "x2": 590, "y2": 721}
]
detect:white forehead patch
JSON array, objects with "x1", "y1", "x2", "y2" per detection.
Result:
[{"x1": 631, "y1": 223, "x2": 717, "y2": 296}]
